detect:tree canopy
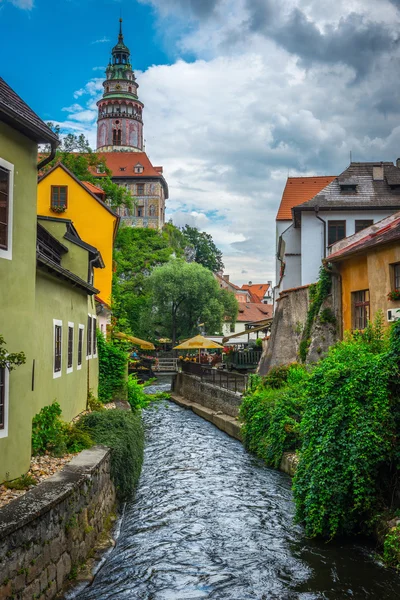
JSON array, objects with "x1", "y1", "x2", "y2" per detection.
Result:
[
  {"x1": 181, "y1": 225, "x2": 224, "y2": 272},
  {"x1": 147, "y1": 259, "x2": 237, "y2": 343}
]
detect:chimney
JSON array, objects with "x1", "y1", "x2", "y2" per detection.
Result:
[
  {"x1": 248, "y1": 280, "x2": 253, "y2": 285},
  {"x1": 267, "y1": 280, "x2": 272, "y2": 288},
  {"x1": 396, "y1": 158, "x2": 400, "y2": 169},
  {"x1": 373, "y1": 163, "x2": 384, "y2": 181},
  {"x1": 223, "y1": 274, "x2": 230, "y2": 282}
]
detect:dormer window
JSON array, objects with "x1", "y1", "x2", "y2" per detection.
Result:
[
  {"x1": 134, "y1": 163, "x2": 144, "y2": 174},
  {"x1": 119, "y1": 167, "x2": 126, "y2": 172},
  {"x1": 340, "y1": 184, "x2": 357, "y2": 193},
  {"x1": 96, "y1": 165, "x2": 105, "y2": 174}
]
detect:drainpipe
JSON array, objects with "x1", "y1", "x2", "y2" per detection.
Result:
[
  {"x1": 314, "y1": 206, "x2": 327, "y2": 258},
  {"x1": 37, "y1": 141, "x2": 58, "y2": 171}
]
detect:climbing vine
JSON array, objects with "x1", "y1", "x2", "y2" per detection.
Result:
[
  {"x1": 0, "y1": 334, "x2": 26, "y2": 371},
  {"x1": 298, "y1": 267, "x2": 332, "y2": 362},
  {"x1": 293, "y1": 319, "x2": 400, "y2": 539},
  {"x1": 240, "y1": 364, "x2": 309, "y2": 468},
  {"x1": 97, "y1": 331, "x2": 128, "y2": 403}
]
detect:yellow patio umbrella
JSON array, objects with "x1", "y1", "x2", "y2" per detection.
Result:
[
  {"x1": 113, "y1": 331, "x2": 155, "y2": 350},
  {"x1": 174, "y1": 334, "x2": 224, "y2": 362}
]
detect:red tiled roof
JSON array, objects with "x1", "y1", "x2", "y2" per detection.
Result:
[
  {"x1": 276, "y1": 176, "x2": 336, "y2": 221},
  {"x1": 237, "y1": 303, "x2": 273, "y2": 322},
  {"x1": 93, "y1": 152, "x2": 164, "y2": 179},
  {"x1": 82, "y1": 181, "x2": 106, "y2": 197},
  {"x1": 328, "y1": 216, "x2": 400, "y2": 262},
  {"x1": 241, "y1": 283, "x2": 270, "y2": 302}
]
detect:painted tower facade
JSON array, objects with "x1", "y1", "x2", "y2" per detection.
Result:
[
  {"x1": 95, "y1": 20, "x2": 168, "y2": 230},
  {"x1": 96, "y1": 19, "x2": 144, "y2": 152}
]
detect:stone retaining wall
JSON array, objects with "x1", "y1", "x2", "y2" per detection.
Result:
[
  {"x1": 172, "y1": 373, "x2": 242, "y2": 417},
  {"x1": 0, "y1": 446, "x2": 115, "y2": 600}
]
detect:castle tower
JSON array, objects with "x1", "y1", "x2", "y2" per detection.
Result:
[{"x1": 96, "y1": 19, "x2": 144, "y2": 152}]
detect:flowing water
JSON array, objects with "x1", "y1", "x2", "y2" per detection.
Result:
[{"x1": 77, "y1": 381, "x2": 400, "y2": 599}]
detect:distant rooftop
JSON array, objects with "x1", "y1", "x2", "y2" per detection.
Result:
[{"x1": 276, "y1": 176, "x2": 336, "y2": 221}]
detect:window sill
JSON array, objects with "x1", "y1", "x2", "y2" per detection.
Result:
[{"x1": 53, "y1": 370, "x2": 62, "y2": 379}]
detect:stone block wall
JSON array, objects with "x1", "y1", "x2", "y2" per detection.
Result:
[
  {"x1": 173, "y1": 373, "x2": 242, "y2": 417},
  {"x1": 0, "y1": 446, "x2": 115, "y2": 600}
]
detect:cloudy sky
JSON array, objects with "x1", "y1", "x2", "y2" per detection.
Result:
[{"x1": 2, "y1": 0, "x2": 400, "y2": 284}]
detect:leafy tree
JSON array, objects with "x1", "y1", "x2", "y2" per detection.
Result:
[
  {"x1": 0, "y1": 334, "x2": 26, "y2": 371},
  {"x1": 112, "y1": 225, "x2": 186, "y2": 337},
  {"x1": 147, "y1": 259, "x2": 237, "y2": 343},
  {"x1": 181, "y1": 225, "x2": 224, "y2": 272},
  {"x1": 41, "y1": 126, "x2": 132, "y2": 210}
]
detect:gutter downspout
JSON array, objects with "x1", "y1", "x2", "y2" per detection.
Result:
[
  {"x1": 314, "y1": 206, "x2": 327, "y2": 259},
  {"x1": 37, "y1": 141, "x2": 58, "y2": 171}
]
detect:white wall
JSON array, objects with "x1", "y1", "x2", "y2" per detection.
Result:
[
  {"x1": 275, "y1": 222, "x2": 301, "y2": 301},
  {"x1": 301, "y1": 209, "x2": 394, "y2": 285},
  {"x1": 222, "y1": 321, "x2": 261, "y2": 342}
]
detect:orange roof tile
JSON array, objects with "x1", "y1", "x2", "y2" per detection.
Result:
[
  {"x1": 276, "y1": 176, "x2": 336, "y2": 221},
  {"x1": 94, "y1": 152, "x2": 164, "y2": 179},
  {"x1": 241, "y1": 283, "x2": 271, "y2": 303},
  {"x1": 237, "y1": 303, "x2": 273, "y2": 322},
  {"x1": 82, "y1": 181, "x2": 106, "y2": 197}
]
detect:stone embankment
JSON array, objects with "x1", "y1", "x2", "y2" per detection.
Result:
[
  {"x1": 171, "y1": 373, "x2": 298, "y2": 477},
  {"x1": 0, "y1": 446, "x2": 115, "y2": 600}
]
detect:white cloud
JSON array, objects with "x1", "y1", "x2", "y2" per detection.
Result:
[
  {"x1": 3, "y1": 0, "x2": 33, "y2": 8},
  {"x1": 92, "y1": 37, "x2": 111, "y2": 44},
  {"x1": 50, "y1": 0, "x2": 400, "y2": 284}
]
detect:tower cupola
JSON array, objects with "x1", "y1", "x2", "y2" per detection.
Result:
[{"x1": 96, "y1": 19, "x2": 144, "y2": 152}]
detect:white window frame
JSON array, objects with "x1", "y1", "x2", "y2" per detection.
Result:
[
  {"x1": 0, "y1": 157, "x2": 14, "y2": 261},
  {"x1": 0, "y1": 365, "x2": 9, "y2": 439},
  {"x1": 53, "y1": 319, "x2": 62, "y2": 379},
  {"x1": 67, "y1": 322, "x2": 74, "y2": 374},
  {"x1": 92, "y1": 315, "x2": 98, "y2": 358},
  {"x1": 77, "y1": 324, "x2": 84, "y2": 370},
  {"x1": 86, "y1": 313, "x2": 92, "y2": 360}
]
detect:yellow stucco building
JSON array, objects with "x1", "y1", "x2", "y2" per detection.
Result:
[
  {"x1": 328, "y1": 214, "x2": 400, "y2": 332},
  {"x1": 37, "y1": 163, "x2": 119, "y2": 307}
]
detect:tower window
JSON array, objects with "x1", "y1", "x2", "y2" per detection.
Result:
[
  {"x1": 113, "y1": 129, "x2": 122, "y2": 146},
  {"x1": 128, "y1": 86, "x2": 132, "y2": 93}
]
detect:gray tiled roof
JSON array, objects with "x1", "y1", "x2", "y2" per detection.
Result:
[
  {"x1": 0, "y1": 77, "x2": 59, "y2": 144},
  {"x1": 294, "y1": 162, "x2": 400, "y2": 212}
]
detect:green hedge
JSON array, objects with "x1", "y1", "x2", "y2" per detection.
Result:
[{"x1": 77, "y1": 410, "x2": 144, "y2": 501}]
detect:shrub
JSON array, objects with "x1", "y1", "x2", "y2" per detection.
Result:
[
  {"x1": 4, "y1": 474, "x2": 37, "y2": 490},
  {"x1": 64, "y1": 424, "x2": 93, "y2": 454},
  {"x1": 97, "y1": 332, "x2": 127, "y2": 403},
  {"x1": 240, "y1": 364, "x2": 309, "y2": 468},
  {"x1": 76, "y1": 410, "x2": 144, "y2": 501},
  {"x1": 126, "y1": 375, "x2": 150, "y2": 411},
  {"x1": 384, "y1": 525, "x2": 400, "y2": 568},
  {"x1": 293, "y1": 331, "x2": 395, "y2": 539},
  {"x1": 32, "y1": 402, "x2": 67, "y2": 456},
  {"x1": 87, "y1": 391, "x2": 105, "y2": 412}
]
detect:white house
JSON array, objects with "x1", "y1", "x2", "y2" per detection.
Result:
[{"x1": 275, "y1": 162, "x2": 400, "y2": 298}]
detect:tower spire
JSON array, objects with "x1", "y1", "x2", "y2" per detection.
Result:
[{"x1": 96, "y1": 21, "x2": 144, "y2": 152}]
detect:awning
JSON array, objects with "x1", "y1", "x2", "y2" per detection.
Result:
[
  {"x1": 222, "y1": 318, "x2": 273, "y2": 343},
  {"x1": 113, "y1": 331, "x2": 155, "y2": 350}
]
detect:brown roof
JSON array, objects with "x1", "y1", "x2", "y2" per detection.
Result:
[
  {"x1": 92, "y1": 152, "x2": 169, "y2": 199},
  {"x1": 294, "y1": 163, "x2": 400, "y2": 214},
  {"x1": 0, "y1": 77, "x2": 59, "y2": 144},
  {"x1": 328, "y1": 214, "x2": 400, "y2": 262},
  {"x1": 276, "y1": 176, "x2": 336, "y2": 221},
  {"x1": 237, "y1": 303, "x2": 273, "y2": 322}
]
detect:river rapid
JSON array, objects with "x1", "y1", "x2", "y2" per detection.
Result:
[{"x1": 77, "y1": 392, "x2": 400, "y2": 600}]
